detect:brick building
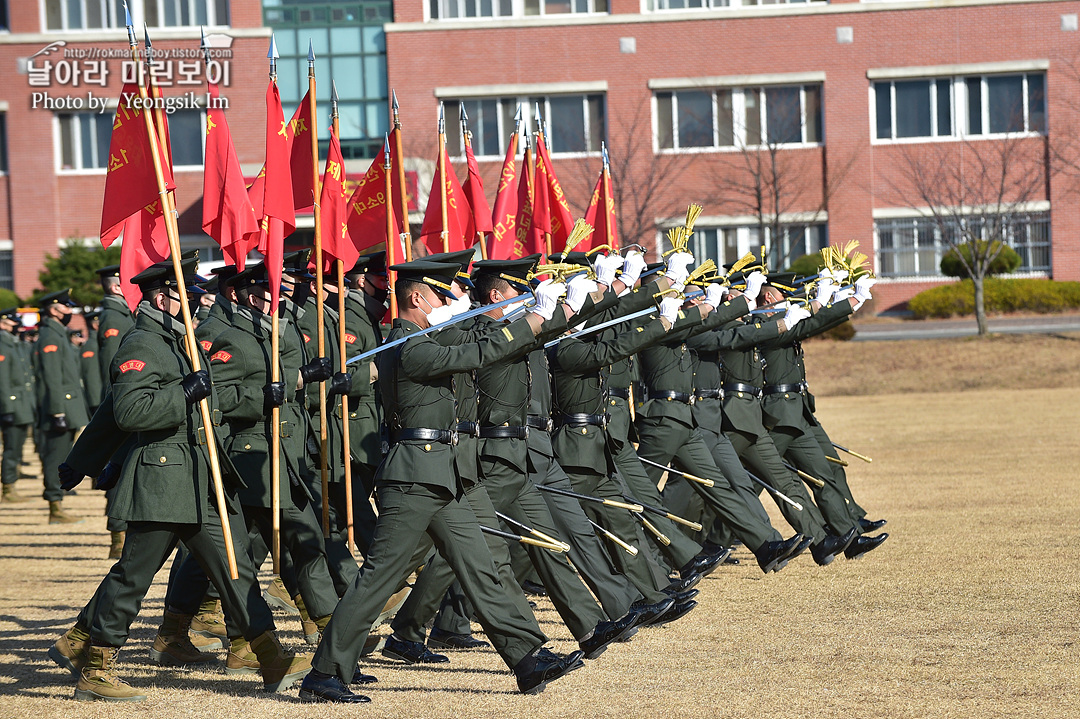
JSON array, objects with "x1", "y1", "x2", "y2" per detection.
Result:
[{"x1": 0, "y1": 0, "x2": 1077, "y2": 311}]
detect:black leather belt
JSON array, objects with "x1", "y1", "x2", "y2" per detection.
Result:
[
  {"x1": 526, "y1": 415, "x2": 553, "y2": 432},
  {"x1": 650, "y1": 390, "x2": 695, "y2": 405},
  {"x1": 608, "y1": 388, "x2": 630, "y2": 400},
  {"x1": 392, "y1": 428, "x2": 458, "y2": 445},
  {"x1": 763, "y1": 382, "x2": 807, "y2": 396},
  {"x1": 454, "y1": 421, "x2": 479, "y2": 437},
  {"x1": 723, "y1": 383, "x2": 763, "y2": 398},
  {"x1": 555, "y1": 413, "x2": 609, "y2": 429},
  {"x1": 694, "y1": 388, "x2": 723, "y2": 400},
  {"x1": 478, "y1": 425, "x2": 529, "y2": 439}
]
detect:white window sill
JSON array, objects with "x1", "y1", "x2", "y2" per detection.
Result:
[
  {"x1": 871, "y1": 131, "x2": 1044, "y2": 146},
  {"x1": 657, "y1": 142, "x2": 823, "y2": 155}
]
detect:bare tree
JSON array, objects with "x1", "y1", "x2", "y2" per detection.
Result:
[{"x1": 884, "y1": 133, "x2": 1047, "y2": 335}]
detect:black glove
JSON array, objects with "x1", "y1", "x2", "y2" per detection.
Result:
[
  {"x1": 50, "y1": 414, "x2": 69, "y2": 432},
  {"x1": 305, "y1": 434, "x2": 320, "y2": 458},
  {"x1": 0, "y1": 413, "x2": 14, "y2": 427},
  {"x1": 180, "y1": 370, "x2": 212, "y2": 404},
  {"x1": 327, "y1": 372, "x2": 351, "y2": 398},
  {"x1": 263, "y1": 381, "x2": 286, "y2": 413},
  {"x1": 94, "y1": 462, "x2": 121, "y2": 492},
  {"x1": 300, "y1": 357, "x2": 333, "y2": 385},
  {"x1": 58, "y1": 462, "x2": 85, "y2": 491}
]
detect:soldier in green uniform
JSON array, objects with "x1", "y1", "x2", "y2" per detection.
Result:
[
  {"x1": 34, "y1": 289, "x2": 87, "y2": 524},
  {"x1": 298, "y1": 262, "x2": 585, "y2": 703},
  {"x1": 80, "y1": 313, "x2": 102, "y2": 415},
  {"x1": 48, "y1": 258, "x2": 312, "y2": 702},
  {"x1": 96, "y1": 266, "x2": 134, "y2": 398},
  {"x1": 0, "y1": 309, "x2": 34, "y2": 503}
]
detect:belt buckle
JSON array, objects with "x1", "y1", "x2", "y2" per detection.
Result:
[
  {"x1": 523, "y1": 426, "x2": 530, "y2": 439},
  {"x1": 449, "y1": 431, "x2": 459, "y2": 446},
  {"x1": 600, "y1": 414, "x2": 609, "y2": 428},
  {"x1": 687, "y1": 394, "x2": 695, "y2": 406}
]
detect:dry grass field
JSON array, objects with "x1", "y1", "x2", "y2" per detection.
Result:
[{"x1": 1, "y1": 334, "x2": 1078, "y2": 719}]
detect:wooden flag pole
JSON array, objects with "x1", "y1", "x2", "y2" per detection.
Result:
[
  {"x1": 125, "y1": 9, "x2": 237, "y2": 579},
  {"x1": 534, "y1": 105, "x2": 552, "y2": 257},
  {"x1": 391, "y1": 91, "x2": 412, "y2": 262},
  {"x1": 602, "y1": 143, "x2": 616, "y2": 252},
  {"x1": 266, "y1": 40, "x2": 283, "y2": 572},
  {"x1": 383, "y1": 135, "x2": 398, "y2": 320},
  {"x1": 330, "y1": 88, "x2": 355, "y2": 555},
  {"x1": 309, "y1": 45, "x2": 331, "y2": 538},
  {"x1": 437, "y1": 104, "x2": 449, "y2": 253}
]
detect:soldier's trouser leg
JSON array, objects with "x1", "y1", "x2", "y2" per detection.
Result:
[
  {"x1": 659, "y1": 474, "x2": 707, "y2": 541},
  {"x1": 772, "y1": 426, "x2": 859, "y2": 536},
  {"x1": 350, "y1": 461, "x2": 379, "y2": 557},
  {"x1": 313, "y1": 483, "x2": 545, "y2": 683},
  {"x1": 432, "y1": 581, "x2": 473, "y2": 635},
  {"x1": 304, "y1": 474, "x2": 358, "y2": 595},
  {"x1": 505, "y1": 536, "x2": 541, "y2": 588},
  {"x1": 695, "y1": 427, "x2": 776, "y2": 530},
  {"x1": 611, "y1": 439, "x2": 701, "y2": 568},
  {"x1": 528, "y1": 449, "x2": 641, "y2": 619},
  {"x1": 811, "y1": 422, "x2": 868, "y2": 522},
  {"x1": 482, "y1": 457, "x2": 608, "y2": 636},
  {"x1": 392, "y1": 481, "x2": 540, "y2": 643},
  {"x1": 636, "y1": 417, "x2": 778, "y2": 550},
  {"x1": 1, "y1": 423, "x2": 27, "y2": 486},
  {"x1": 41, "y1": 426, "x2": 75, "y2": 502},
  {"x1": 725, "y1": 429, "x2": 829, "y2": 543}
]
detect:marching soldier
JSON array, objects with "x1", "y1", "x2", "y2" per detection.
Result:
[
  {"x1": 79, "y1": 313, "x2": 102, "y2": 416},
  {"x1": 96, "y1": 266, "x2": 134, "y2": 399},
  {"x1": 0, "y1": 308, "x2": 34, "y2": 504},
  {"x1": 34, "y1": 289, "x2": 87, "y2": 524}
]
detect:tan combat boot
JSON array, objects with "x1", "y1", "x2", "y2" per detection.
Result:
[
  {"x1": 107, "y1": 531, "x2": 124, "y2": 559},
  {"x1": 250, "y1": 631, "x2": 312, "y2": 692},
  {"x1": 48, "y1": 500, "x2": 81, "y2": 524},
  {"x1": 294, "y1": 594, "x2": 319, "y2": 645},
  {"x1": 225, "y1": 637, "x2": 260, "y2": 675},
  {"x1": 190, "y1": 598, "x2": 227, "y2": 650},
  {"x1": 149, "y1": 610, "x2": 216, "y2": 667},
  {"x1": 2, "y1": 483, "x2": 30, "y2": 503},
  {"x1": 48, "y1": 625, "x2": 90, "y2": 678},
  {"x1": 74, "y1": 645, "x2": 146, "y2": 702},
  {"x1": 263, "y1": 576, "x2": 299, "y2": 614}
]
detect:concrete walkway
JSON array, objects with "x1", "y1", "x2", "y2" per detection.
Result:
[{"x1": 852, "y1": 314, "x2": 1080, "y2": 341}]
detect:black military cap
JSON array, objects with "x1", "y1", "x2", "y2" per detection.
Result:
[
  {"x1": 471, "y1": 256, "x2": 540, "y2": 294},
  {"x1": 348, "y1": 251, "x2": 387, "y2": 278},
  {"x1": 763, "y1": 273, "x2": 803, "y2": 294},
  {"x1": 84, "y1": 310, "x2": 100, "y2": 321},
  {"x1": 209, "y1": 264, "x2": 240, "y2": 285},
  {"x1": 723, "y1": 253, "x2": 759, "y2": 272},
  {"x1": 282, "y1": 249, "x2": 316, "y2": 281},
  {"x1": 0, "y1": 307, "x2": 18, "y2": 320},
  {"x1": 230, "y1": 263, "x2": 273, "y2": 289},
  {"x1": 390, "y1": 261, "x2": 460, "y2": 300},
  {"x1": 38, "y1": 289, "x2": 78, "y2": 309},
  {"x1": 130, "y1": 257, "x2": 200, "y2": 290},
  {"x1": 95, "y1": 265, "x2": 121, "y2": 279},
  {"x1": 425, "y1": 249, "x2": 477, "y2": 288},
  {"x1": 199, "y1": 275, "x2": 220, "y2": 294}
]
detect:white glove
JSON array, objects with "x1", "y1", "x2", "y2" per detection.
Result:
[
  {"x1": 743, "y1": 271, "x2": 767, "y2": 300},
  {"x1": 529, "y1": 280, "x2": 565, "y2": 322},
  {"x1": 665, "y1": 251, "x2": 694, "y2": 289},
  {"x1": 594, "y1": 254, "x2": 622, "y2": 287},
  {"x1": 659, "y1": 297, "x2": 682, "y2": 324},
  {"x1": 853, "y1": 276, "x2": 877, "y2": 304},
  {"x1": 565, "y1": 275, "x2": 599, "y2": 313},
  {"x1": 783, "y1": 304, "x2": 812, "y2": 329},
  {"x1": 832, "y1": 287, "x2": 855, "y2": 303},
  {"x1": 814, "y1": 279, "x2": 835, "y2": 305},
  {"x1": 621, "y1": 251, "x2": 647, "y2": 287},
  {"x1": 704, "y1": 283, "x2": 726, "y2": 308},
  {"x1": 828, "y1": 268, "x2": 848, "y2": 284}
]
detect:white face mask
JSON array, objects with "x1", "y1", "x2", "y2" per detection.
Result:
[
  {"x1": 449, "y1": 295, "x2": 472, "y2": 317},
  {"x1": 501, "y1": 299, "x2": 526, "y2": 318},
  {"x1": 421, "y1": 295, "x2": 455, "y2": 327}
]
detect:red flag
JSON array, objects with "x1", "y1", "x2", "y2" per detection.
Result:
[
  {"x1": 259, "y1": 80, "x2": 296, "y2": 311},
  {"x1": 288, "y1": 91, "x2": 316, "y2": 212},
  {"x1": 345, "y1": 144, "x2": 398, "y2": 255},
  {"x1": 118, "y1": 200, "x2": 170, "y2": 311},
  {"x1": 419, "y1": 146, "x2": 473, "y2": 255},
  {"x1": 463, "y1": 139, "x2": 493, "y2": 238},
  {"x1": 146, "y1": 66, "x2": 173, "y2": 168},
  {"x1": 532, "y1": 145, "x2": 551, "y2": 238},
  {"x1": 319, "y1": 128, "x2": 355, "y2": 273},
  {"x1": 512, "y1": 145, "x2": 544, "y2": 259},
  {"x1": 100, "y1": 84, "x2": 174, "y2": 243},
  {"x1": 583, "y1": 167, "x2": 619, "y2": 253},
  {"x1": 535, "y1": 135, "x2": 575, "y2": 249},
  {"x1": 388, "y1": 127, "x2": 408, "y2": 236},
  {"x1": 202, "y1": 82, "x2": 259, "y2": 269},
  {"x1": 487, "y1": 133, "x2": 519, "y2": 260}
]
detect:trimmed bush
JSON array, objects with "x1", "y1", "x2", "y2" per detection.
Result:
[
  {"x1": 786, "y1": 253, "x2": 826, "y2": 277},
  {"x1": 909, "y1": 278, "x2": 1080, "y2": 319},
  {"x1": 940, "y1": 240, "x2": 1022, "y2": 278},
  {"x1": 0, "y1": 289, "x2": 20, "y2": 311}
]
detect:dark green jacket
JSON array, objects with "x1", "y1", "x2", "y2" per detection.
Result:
[
  {"x1": 97, "y1": 295, "x2": 135, "y2": 396},
  {"x1": 298, "y1": 296, "x2": 346, "y2": 483},
  {"x1": 194, "y1": 295, "x2": 235, "y2": 351},
  {"x1": 80, "y1": 329, "x2": 103, "y2": 410},
  {"x1": 0, "y1": 330, "x2": 35, "y2": 425},
  {"x1": 342, "y1": 292, "x2": 384, "y2": 466},
  {"x1": 35, "y1": 316, "x2": 90, "y2": 429}
]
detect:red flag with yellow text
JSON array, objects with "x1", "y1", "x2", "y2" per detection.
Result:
[
  {"x1": 535, "y1": 135, "x2": 575, "y2": 250},
  {"x1": 319, "y1": 128, "x2": 355, "y2": 273},
  {"x1": 487, "y1": 133, "x2": 519, "y2": 260},
  {"x1": 288, "y1": 91, "x2": 316, "y2": 212},
  {"x1": 345, "y1": 144, "x2": 398, "y2": 255},
  {"x1": 463, "y1": 139, "x2": 493, "y2": 238},
  {"x1": 419, "y1": 146, "x2": 473, "y2": 255},
  {"x1": 512, "y1": 146, "x2": 544, "y2": 259},
  {"x1": 118, "y1": 201, "x2": 170, "y2": 312},
  {"x1": 259, "y1": 80, "x2": 296, "y2": 310},
  {"x1": 202, "y1": 82, "x2": 259, "y2": 268},
  {"x1": 583, "y1": 168, "x2": 618, "y2": 253}
]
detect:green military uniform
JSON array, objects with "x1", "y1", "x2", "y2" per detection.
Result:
[
  {"x1": 35, "y1": 291, "x2": 90, "y2": 504},
  {"x1": 80, "y1": 326, "x2": 102, "y2": 415},
  {"x1": 0, "y1": 313, "x2": 35, "y2": 493},
  {"x1": 97, "y1": 294, "x2": 135, "y2": 397},
  {"x1": 310, "y1": 263, "x2": 551, "y2": 685}
]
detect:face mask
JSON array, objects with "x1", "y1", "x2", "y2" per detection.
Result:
[
  {"x1": 58, "y1": 312, "x2": 72, "y2": 326},
  {"x1": 421, "y1": 295, "x2": 455, "y2": 327},
  {"x1": 449, "y1": 295, "x2": 471, "y2": 318},
  {"x1": 290, "y1": 282, "x2": 311, "y2": 306},
  {"x1": 370, "y1": 285, "x2": 389, "y2": 304},
  {"x1": 501, "y1": 300, "x2": 525, "y2": 318}
]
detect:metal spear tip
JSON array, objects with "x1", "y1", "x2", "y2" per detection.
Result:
[
  {"x1": 534, "y1": 101, "x2": 542, "y2": 122},
  {"x1": 392, "y1": 89, "x2": 399, "y2": 110},
  {"x1": 143, "y1": 23, "x2": 152, "y2": 48},
  {"x1": 200, "y1": 25, "x2": 208, "y2": 49},
  {"x1": 514, "y1": 104, "x2": 522, "y2": 123},
  {"x1": 459, "y1": 101, "x2": 468, "y2": 122},
  {"x1": 307, "y1": 39, "x2": 315, "y2": 63},
  {"x1": 123, "y1": 0, "x2": 133, "y2": 28},
  {"x1": 267, "y1": 33, "x2": 279, "y2": 60},
  {"x1": 331, "y1": 79, "x2": 339, "y2": 105}
]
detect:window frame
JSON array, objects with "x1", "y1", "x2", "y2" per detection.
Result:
[
  {"x1": 41, "y1": 0, "x2": 228, "y2": 33},
  {"x1": 428, "y1": 0, "x2": 607, "y2": 21},
  {"x1": 55, "y1": 107, "x2": 206, "y2": 174},
  {"x1": 647, "y1": 0, "x2": 825, "y2": 10}
]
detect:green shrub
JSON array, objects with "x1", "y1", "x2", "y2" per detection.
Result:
[
  {"x1": 0, "y1": 289, "x2": 20, "y2": 311},
  {"x1": 909, "y1": 278, "x2": 1080, "y2": 318},
  {"x1": 35, "y1": 242, "x2": 121, "y2": 309},
  {"x1": 940, "y1": 240, "x2": 1022, "y2": 278},
  {"x1": 785, "y1": 253, "x2": 826, "y2": 278}
]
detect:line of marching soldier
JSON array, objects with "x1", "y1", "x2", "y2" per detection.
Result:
[{"x1": 43, "y1": 243, "x2": 886, "y2": 703}]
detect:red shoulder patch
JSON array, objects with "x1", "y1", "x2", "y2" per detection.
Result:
[
  {"x1": 82, "y1": 350, "x2": 94, "y2": 358},
  {"x1": 302, "y1": 333, "x2": 310, "y2": 343},
  {"x1": 344, "y1": 333, "x2": 357, "y2": 344},
  {"x1": 103, "y1": 328, "x2": 120, "y2": 338},
  {"x1": 42, "y1": 345, "x2": 58, "y2": 353},
  {"x1": 199, "y1": 340, "x2": 213, "y2": 352},
  {"x1": 0, "y1": 355, "x2": 6, "y2": 362},
  {"x1": 119, "y1": 359, "x2": 145, "y2": 373},
  {"x1": 211, "y1": 350, "x2": 232, "y2": 363}
]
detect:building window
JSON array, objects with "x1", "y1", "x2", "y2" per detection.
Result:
[
  {"x1": 655, "y1": 84, "x2": 822, "y2": 151},
  {"x1": 444, "y1": 94, "x2": 605, "y2": 158},
  {"x1": 45, "y1": 0, "x2": 123, "y2": 30},
  {"x1": 648, "y1": 0, "x2": 820, "y2": 8},
  {"x1": 430, "y1": 0, "x2": 606, "y2": 19},
  {"x1": 0, "y1": 250, "x2": 12, "y2": 291},
  {"x1": 875, "y1": 213, "x2": 1050, "y2": 277},
  {"x1": 1, "y1": 0, "x2": 8, "y2": 31},
  {"x1": 143, "y1": 0, "x2": 229, "y2": 27},
  {"x1": 658, "y1": 223, "x2": 827, "y2": 270},
  {"x1": 873, "y1": 73, "x2": 1045, "y2": 141},
  {"x1": 58, "y1": 108, "x2": 204, "y2": 171},
  {"x1": 44, "y1": 0, "x2": 227, "y2": 30}
]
